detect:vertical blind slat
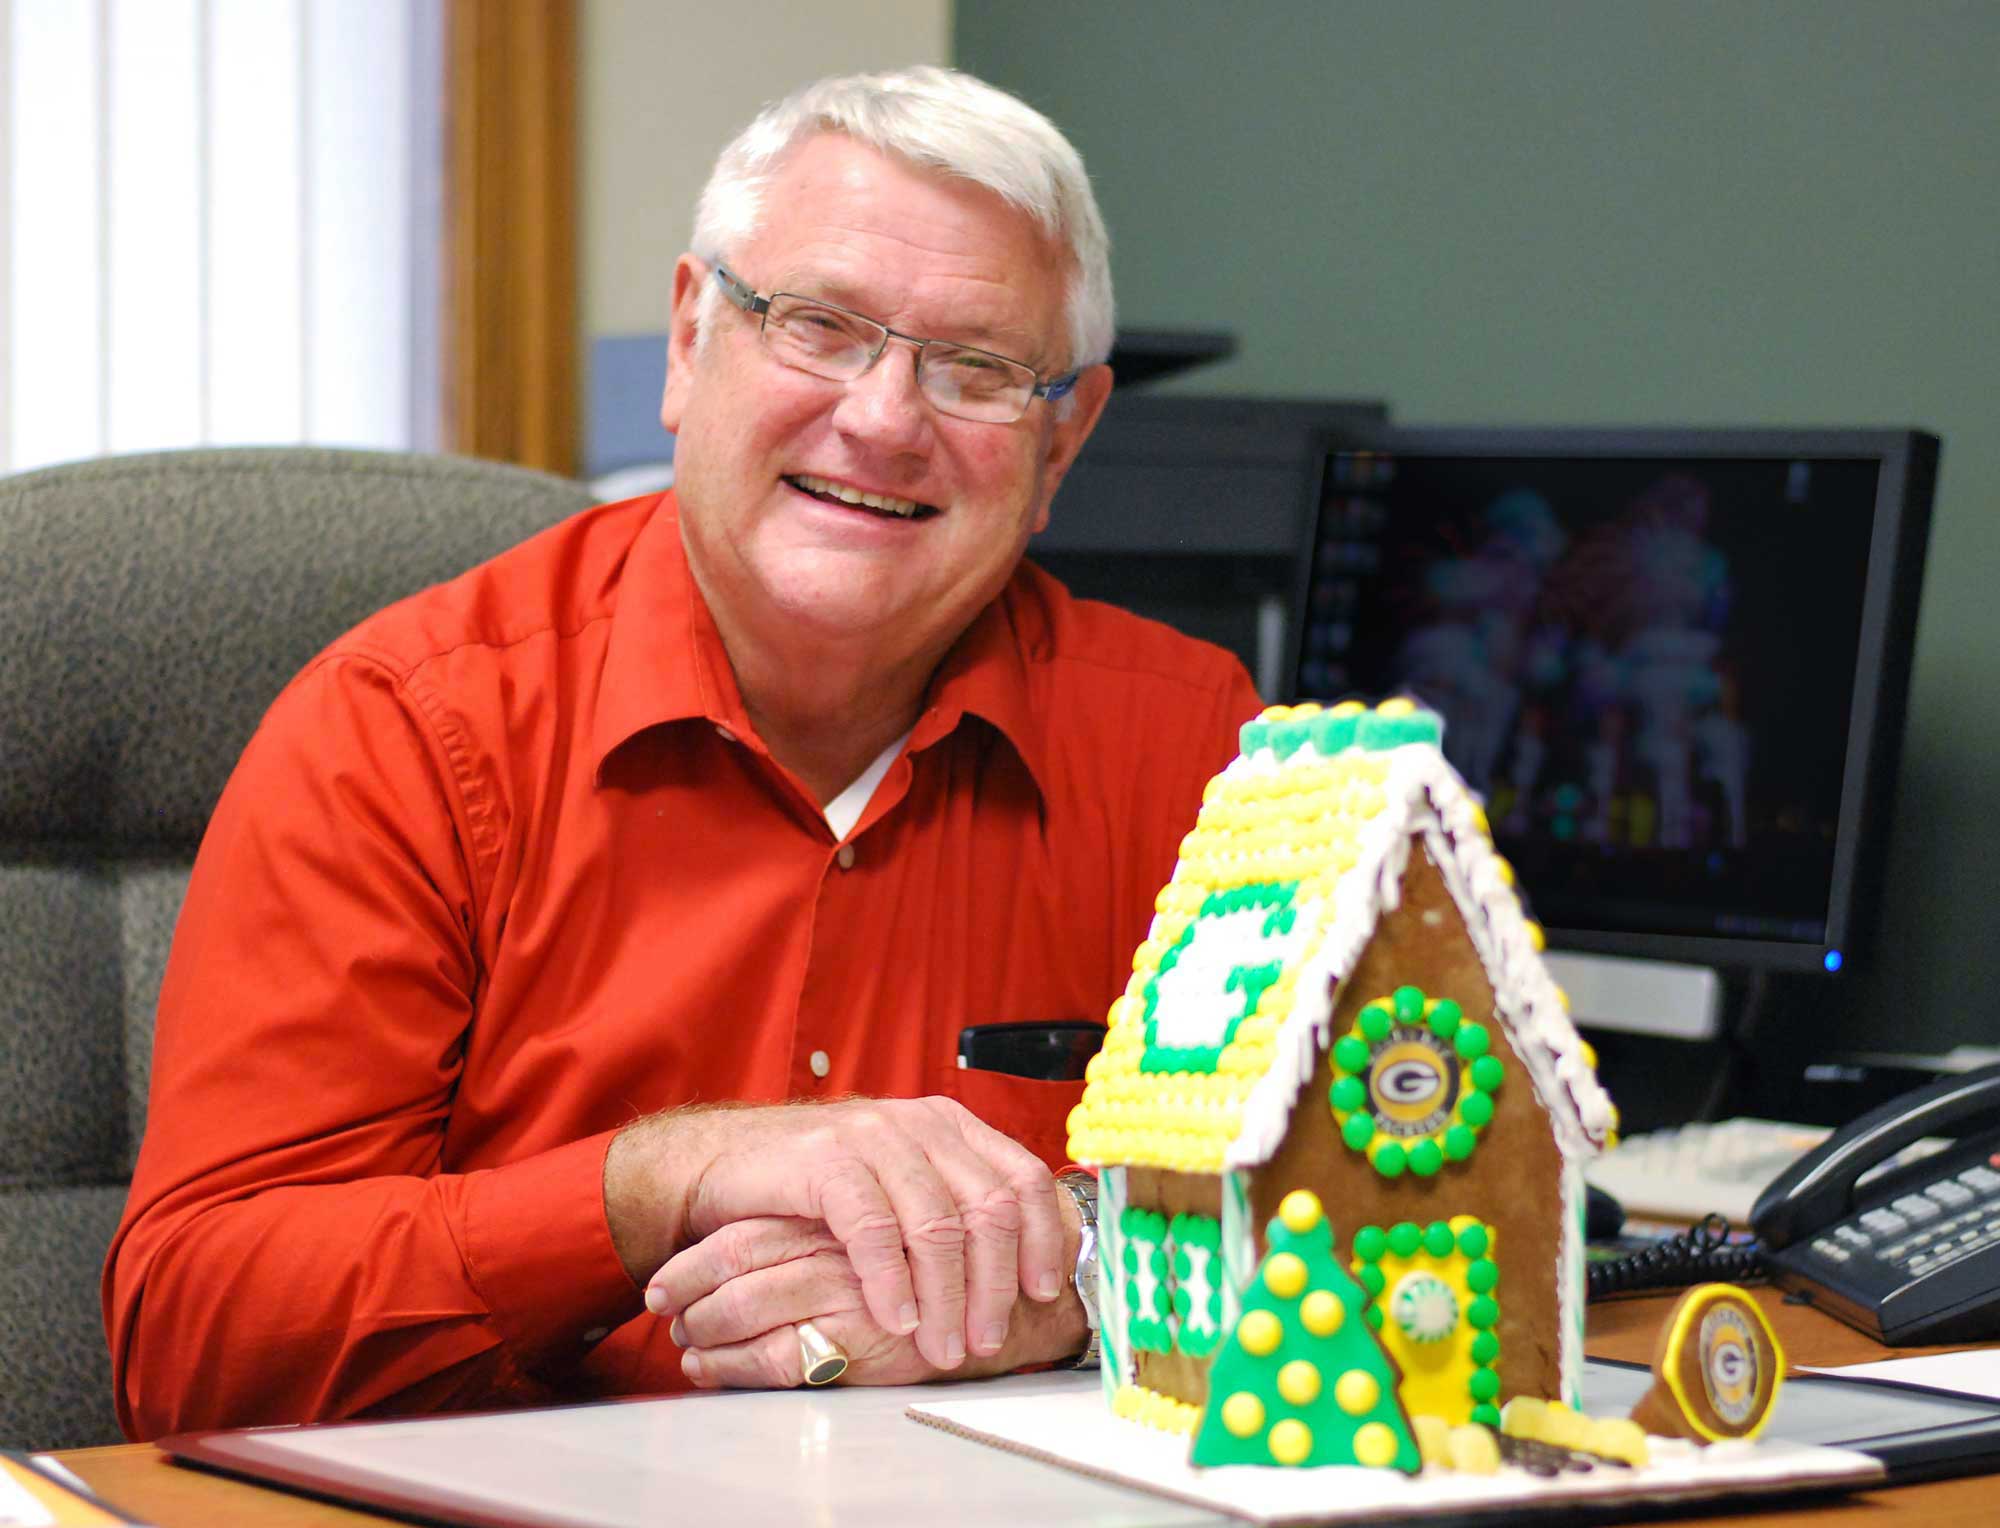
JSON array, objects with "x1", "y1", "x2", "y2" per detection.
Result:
[
  {"x1": 107, "y1": 0, "x2": 202, "y2": 454},
  {"x1": 8, "y1": 0, "x2": 104, "y2": 472}
]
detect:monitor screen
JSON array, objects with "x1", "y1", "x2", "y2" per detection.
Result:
[{"x1": 1288, "y1": 428, "x2": 1937, "y2": 974}]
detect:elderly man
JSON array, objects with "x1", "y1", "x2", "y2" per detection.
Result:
[{"x1": 105, "y1": 67, "x2": 1258, "y2": 1435}]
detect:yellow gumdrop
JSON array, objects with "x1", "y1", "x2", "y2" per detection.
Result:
[
  {"x1": 1238, "y1": 1309, "x2": 1283, "y2": 1356},
  {"x1": 1447, "y1": 1423, "x2": 1501, "y2": 1474},
  {"x1": 1377, "y1": 697, "x2": 1415, "y2": 718},
  {"x1": 1554, "y1": 985, "x2": 1572, "y2": 1011},
  {"x1": 1221, "y1": 1390, "x2": 1265, "y2": 1437},
  {"x1": 1468, "y1": 802, "x2": 1491, "y2": 837},
  {"x1": 1263, "y1": 1252, "x2": 1309, "y2": 1300},
  {"x1": 1491, "y1": 856, "x2": 1516, "y2": 887},
  {"x1": 1524, "y1": 919, "x2": 1547, "y2": 952},
  {"x1": 1300, "y1": 1289, "x2": 1345, "y2": 1336},
  {"x1": 1334, "y1": 1369, "x2": 1380, "y2": 1415},
  {"x1": 1331, "y1": 699, "x2": 1366, "y2": 718},
  {"x1": 1268, "y1": 1418, "x2": 1313, "y2": 1466},
  {"x1": 1412, "y1": 1414, "x2": 1452, "y2": 1466},
  {"x1": 1278, "y1": 1189, "x2": 1323, "y2": 1233},
  {"x1": 1353, "y1": 1421, "x2": 1398, "y2": 1468},
  {"x1": 1277, "y1": 1360, "x2": 1322, "y2": 1406},
  {"x1": 1578, "y1": 1039, "x2": 1598, "y2": 1070},
  {"x1": 1589, "y1": 1418, "x2": 1650, "y2": 1467},
  {"x1": 1500, "y1": 1397, "x2": 1545, "y2": 1437}
]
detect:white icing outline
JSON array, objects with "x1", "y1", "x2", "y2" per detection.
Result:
[{"x1": 1215, "y1": 739, "x2": 1615, "y2": 1400}]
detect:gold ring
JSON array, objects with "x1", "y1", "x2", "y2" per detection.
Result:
[{"x1": 796, "y1": 1319, "x2": 848, "y2": 1386}]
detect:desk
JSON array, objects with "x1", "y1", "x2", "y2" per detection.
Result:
[{"x1": 52, "y1": 1288, "x2": 1997, "y2": 1527}]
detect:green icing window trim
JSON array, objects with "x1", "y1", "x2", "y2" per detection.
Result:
[
  {"x1": 1328, "y1": 984, "x2": 1505, "y2": 1177},
  {"x1": 1120, "y1": 1207, "x2": 1174, "y2": 1354},
  {"x1": 1139, "y1": 881, "x2": 1300, "y2": 1075},
  {"x1": 1169, "y1": 1212, "x2": 1225, "y2": 1358}
]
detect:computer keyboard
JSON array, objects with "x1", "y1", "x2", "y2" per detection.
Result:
[{"x1": 1585, "y1": 1118, "x2": 1833, "y2": 1225}]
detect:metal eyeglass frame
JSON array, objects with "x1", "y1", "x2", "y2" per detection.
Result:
[{"x1": 710, "y1": 263, "x2": 1080, "y2": 421}]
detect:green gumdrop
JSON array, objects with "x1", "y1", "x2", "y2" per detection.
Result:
[
  {"x1": 1469, "y1": 1366, "x2": 1500, "y2": 1402},
  {"x1": 1393, "y1": 985, "x2": 1426, "y2": 1022},
  {"x1": 1360, "y1": 1004, "x2": 1393, "y2": 1042},
  {"x1": 1269, "y1": 718, "x2": 1311, "y2": 759},
  {"x1": 1444, "y1": 1124, "x2": 1478, "y2": 1160},
  {"x1": 1334, "y1": 1035, "x2": 1371, "y2": 1074},
  {"x1": 1172, "y1": 1286, "x2": 1192, "y2": 1317},
  {"x1": 1372, "y1": 1141, "x2": 1408, "y2": 1178},
  {"x1": 1331, "y1": 1075, "x2": 1367, "y2": 1112},
  {"x1": 1427, "y1": 999, "x2": 1462, "y2": 1037},
  {"x1": 1454, "y1": 1022, "x2": 1491, "y2": 1060},
  {"x1": 1121, "y1": 1244, "x2": 1139, "y2": 1274},
  {"x1": 1459, "y1": 1091, "x2": 1495, "y2": 1128},
  {"x1": 1343, "y1": 1112, "x2": 1376, "y2": 1150},
  {"x1": 1423, "y1": 1221, "x2": 1456, "y2": 1258},
  {"x1": 1457, "y1": 1223, "x2": 1490, "y2": 1258},
  {"x1": 1471, "y1": 1403, "x2": 1502, "y2": 1428},
  {"x1": 1238, "y1": 719, "x2": 1271, "y2": 755},
  {"x1": 1408, "y1": 1139, "x2": 1444, "y2": 1177},
  {"x1": 1388, "y1": 1221, "x2": 1422, "y2": 1257},
  {"x1": 1467, "y1": 1295, "x2": 1500, "y2": 1330},
  {"x1": 1309, "y1": 709, "x2": 1359, "y2": 755},
  {"x1": 1359, "y1": 1264, "x2": 1387, "y2": 1297},
  {"x1": 1353, "y1": 1225, "x2": 1388, "y2": 1262},
  {"x1": 1366, "y1": 1306, "x2": 1384, "y2": 1331},
  {"x1": 1471, "y1": 1054, "x2": 1506, "y2": 1092},
  {"x1": 1471, "y1": 1329, "x2": 1500, "y2": 1364},
  {"x1": 1467, "y1": 1258, "x2": 1498, "y2": 1294}
]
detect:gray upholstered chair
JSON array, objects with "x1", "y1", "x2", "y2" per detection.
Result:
[{"x1": 0, "y1": 447, "x2": 595, "y2": 1449}]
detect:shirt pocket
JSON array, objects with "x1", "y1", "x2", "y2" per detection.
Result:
[{"x1": 938, "y1": 1063, "x2": 1087, "y2": 1174}]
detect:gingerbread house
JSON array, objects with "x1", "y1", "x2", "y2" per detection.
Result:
[{"x1": 1066, "y1": 698, "x2": 1617, "y2": 1470}]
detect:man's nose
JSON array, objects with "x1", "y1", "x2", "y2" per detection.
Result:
[{"x1": 830, "y1": 337, "x2": 933, "y2": 450}]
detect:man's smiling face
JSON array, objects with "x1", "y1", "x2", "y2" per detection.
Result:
[{"x1": 660, "y1": 133, "x2": 1107, "y2": 669}]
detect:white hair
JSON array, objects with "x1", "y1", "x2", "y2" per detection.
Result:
[{"x1": 690, "y1": 66, "x2": 1114, "y2": 374}]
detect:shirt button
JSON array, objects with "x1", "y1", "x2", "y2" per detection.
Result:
[
  {"x1": 582, "y1": 1326, "x2": 609, "y2": 1345},
  {"x1": 809, "y1": 1049, "x2": 832, "y2": 1079},
  {"x1": 714, "y1": 724, "x2": 737, "y2": 743},
  {"x1": 835, "y1": 844, "x2": 856, "y2": 870}
]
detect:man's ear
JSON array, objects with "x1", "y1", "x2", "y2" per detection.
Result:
[
  {"x1": 1027, "y1": 363, "x2": 1114, "y2": 534},
  {"x1": 658, "y1": 253, "x2": 707, "y2": 434}
]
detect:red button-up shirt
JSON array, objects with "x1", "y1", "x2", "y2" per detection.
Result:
[{"x1": 103, "y1": 491, "x2": 1259, "y2": 1438}]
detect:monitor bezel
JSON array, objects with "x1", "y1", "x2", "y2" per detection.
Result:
[{"x1": 1285, "y1": 424, "x2": 1940, "y2": 976}]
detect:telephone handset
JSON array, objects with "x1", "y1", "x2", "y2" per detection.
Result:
[{"x1": 1751, "y1": 1061, "x2": 2000, "y2": 1345}]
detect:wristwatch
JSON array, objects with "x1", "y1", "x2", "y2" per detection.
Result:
[{"x1": 1055, "y1": 1169, "x2": 1100, "y2": 1368}]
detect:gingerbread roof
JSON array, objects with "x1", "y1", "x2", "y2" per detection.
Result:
[{"x1": 1066, "y1": 699, "x2": 1615, "y2": 1175}]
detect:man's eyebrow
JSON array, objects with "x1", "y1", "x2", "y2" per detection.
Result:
[{"x1": 788, "y1": 277, "x2": 1040, "y2": 359}]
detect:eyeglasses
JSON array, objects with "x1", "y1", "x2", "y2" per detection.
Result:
[{"x1": 710, "y1": 263, "x2": 1080, "y2": 425}]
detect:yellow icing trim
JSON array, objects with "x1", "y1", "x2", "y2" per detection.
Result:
[{"x1": 1658, "y1": 1286, "x2": 1786, "y2": 1444}]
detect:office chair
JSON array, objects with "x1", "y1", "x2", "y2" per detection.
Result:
[{"x1": 0, "y1": 447, "x2": 595, "y2": 1449}]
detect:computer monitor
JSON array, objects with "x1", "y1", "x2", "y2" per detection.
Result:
[{"x1": 1285, "y1": 427, "x2": 1938, "y2": 1041}]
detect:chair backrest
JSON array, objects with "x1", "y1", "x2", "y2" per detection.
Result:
[{"x1": 0, "y1": 446, "x2": 596, "y2": 1448}]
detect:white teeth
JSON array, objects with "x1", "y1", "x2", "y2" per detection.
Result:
[{"x1": 795, "y1": 474, "x2": 922, "y2": 518}]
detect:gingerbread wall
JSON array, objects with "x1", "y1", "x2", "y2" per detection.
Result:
[{"x1": 1248, "y1": 837, "x2": 1568, "y2": 1406}]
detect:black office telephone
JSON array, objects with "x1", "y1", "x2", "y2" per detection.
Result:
[{"x1": 1751, "y1": 1062, "x2": 2000, "y2": 1346}]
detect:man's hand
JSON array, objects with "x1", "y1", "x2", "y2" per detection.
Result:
[
  {"x1": 645, "y1": 1203, "x2": 1087, "y2": 1388},
  {"x1": 602, "y1": 1096, "x2": 1068, "y2": 1371}
]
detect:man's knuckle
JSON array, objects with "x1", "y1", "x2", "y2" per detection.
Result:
[{"x1": 905, "y1": 1212, "x2": 967, "y2": 1255}]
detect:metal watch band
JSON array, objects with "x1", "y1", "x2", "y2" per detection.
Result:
[{"x1": 1055, "y1": 1169, "x2": 1100, "y2": 1369}]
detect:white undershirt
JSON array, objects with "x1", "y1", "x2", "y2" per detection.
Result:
[{"x1": 822, "y1": 730, "x2": 911, "y2": 840}]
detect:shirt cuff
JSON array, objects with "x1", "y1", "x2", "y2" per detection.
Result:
[{"x1": 458, "y1": 1129, "x2": 645, "y2": 1362}]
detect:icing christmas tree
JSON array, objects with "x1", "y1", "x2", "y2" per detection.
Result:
[{"x1": 1191, "y1": 1190, "x2": 1421, "y2": 1472}]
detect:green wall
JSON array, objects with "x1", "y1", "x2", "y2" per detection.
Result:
[{"x1": 958, "y1": 1, "x2": 2000, "y2": 1058}]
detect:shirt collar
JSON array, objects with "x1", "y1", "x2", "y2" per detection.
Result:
[
  {"x1": 908, "y1": 571, "x2": 1053, "y2": 801},
  {"x1": 592, "y1": 490, "x2": 1050, "y2": 801},
  {"x1": 591, "y1": 491, "x2": 751, "y2": 773}
]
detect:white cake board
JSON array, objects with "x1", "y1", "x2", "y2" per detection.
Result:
[{"x1": 907, "y1": 1389, "x2": 1883, "y2": 1526}]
